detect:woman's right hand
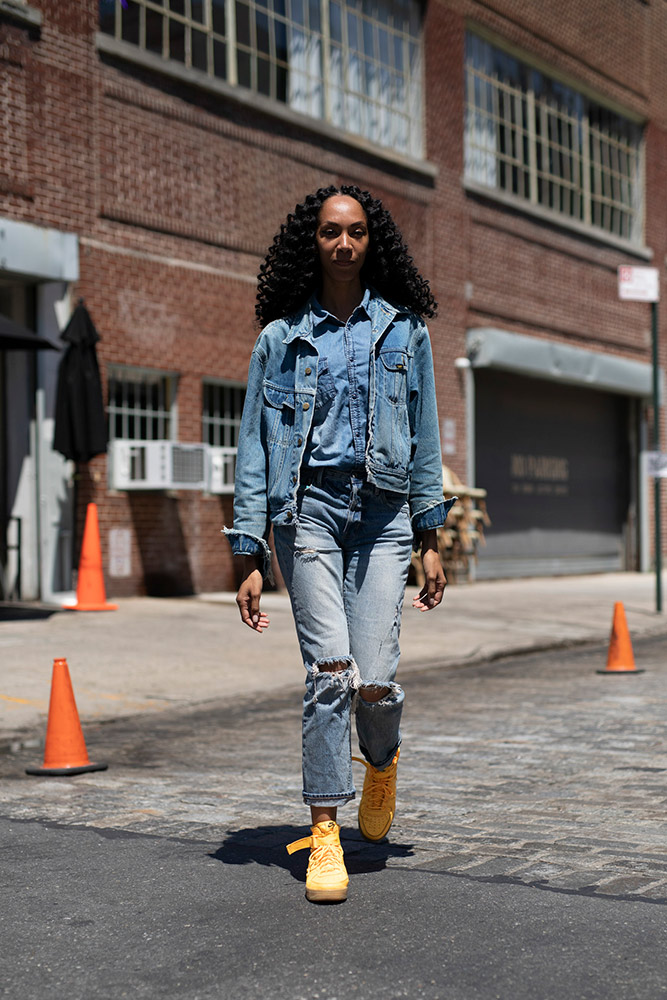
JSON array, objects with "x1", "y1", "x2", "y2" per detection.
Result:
[{"x1": 235, "y1": 555, "x2": 270, "y2": 632}]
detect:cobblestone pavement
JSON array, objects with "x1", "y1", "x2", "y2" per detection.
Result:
[
  {"x1": 2, "y1": 634, "x2": 665, "y2": 909},
  {"x1": 4, "y1": 571, "x2": 667, "y2": 743}
]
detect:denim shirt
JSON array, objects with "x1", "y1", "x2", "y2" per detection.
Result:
[
  {"x1": 304, "y1": 289, "x2": 372, "y2": 470},
  {"x1": 224, "y1": 290, "x2": 456, "y2": 578}
]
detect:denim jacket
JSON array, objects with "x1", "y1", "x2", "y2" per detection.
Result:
[{"x1": 224, "y1": 291, "x2": 455, "y2": 578}]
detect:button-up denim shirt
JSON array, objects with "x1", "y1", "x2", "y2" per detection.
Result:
[
  {"x1": 304, "y1": 288, "x2": 372, "y2": 470},
  {"x1": 224, "y1": 290, "x2": 455, "y2": 578}
]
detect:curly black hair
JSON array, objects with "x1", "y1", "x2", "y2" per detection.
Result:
[{"x1": 255, "y1": 184, "x2": 437, "y2": 327}]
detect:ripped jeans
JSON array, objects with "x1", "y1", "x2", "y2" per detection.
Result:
[{"x1": 273, "y1": 470, "x2": 413, "y2": 807}]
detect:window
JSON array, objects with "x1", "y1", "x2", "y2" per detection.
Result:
[
  {"x1": 202, "y1": 379, "x2": 246, "y2": 446},
  {"x1": 464, "y1": 32, "x2": 644, "y2": 244},
  {"x1": 99, "y1": 0, "x2": 424, "y2": 157},
  {"x1": 202, "y1": 379, "x2": 246, "y2": 493},
  {"x1": 108, "y1": 366, "x2": 178, "y2": 440}
]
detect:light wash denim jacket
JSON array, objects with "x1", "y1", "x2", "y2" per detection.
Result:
[{"x1": 224, "y1": 291, "x2": 455, "y2": 578}]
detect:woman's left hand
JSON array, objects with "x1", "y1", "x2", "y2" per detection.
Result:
[{"x1": 412, "y1": 530, "x2": 446, "y2": 612}]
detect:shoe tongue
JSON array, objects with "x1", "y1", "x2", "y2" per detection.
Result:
[{"x1": 317, "y1": 820, "x2": 336, "y2": 832}]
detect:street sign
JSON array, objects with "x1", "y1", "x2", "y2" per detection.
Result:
[
  {"x1": 645, "y1": 451, "x2": 667, "y2": 477},
  {"x1": 618, "y1": 266, "x2": 659, "y2": 302}
]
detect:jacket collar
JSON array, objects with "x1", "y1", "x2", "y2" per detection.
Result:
[{"x1": 282, "y1": 288, "x2": 403, "y2": 345}]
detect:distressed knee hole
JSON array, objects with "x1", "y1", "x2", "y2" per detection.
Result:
[
  {"x1": 312, "y1": 655, "x2": 355, "y2": 676},
  {"x1": 358, "y1": 686, "x2": 391, "y2": 703},
  {"x1": 356, "y1": 681, "x2": 403, "y2": 707},
  {"x1": 307, "y1": 656, "x2": 361, "y2": 704},
  {"x1": 322, "y1": 659, "x2": 348, "y2": 673}
]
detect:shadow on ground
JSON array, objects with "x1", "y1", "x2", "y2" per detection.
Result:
[
  {"x1": 0, "y1": 603, "x2": 59, "y2": 621},
  {"x1": 212, "y1": 824, "x2": 415, "y2": 882}
]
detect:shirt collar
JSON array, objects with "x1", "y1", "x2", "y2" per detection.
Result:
[
  {"x1": 310, "y1": 286, "x2": 373, "y2": 329},
  {"x1": 282, "y1": 288, "x2": 400, "y2": 345}
]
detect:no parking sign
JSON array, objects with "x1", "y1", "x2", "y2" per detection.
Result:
[{"x1": 618, "y1": 266, "x2": 660, "y2": 302}]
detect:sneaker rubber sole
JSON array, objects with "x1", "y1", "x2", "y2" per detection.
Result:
[{"x1": 305, "y1": 884, "x2": 348, "y2": 903}]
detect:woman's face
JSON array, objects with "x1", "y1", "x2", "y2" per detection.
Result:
[{"x1": 315, "y1": 195, "x2": 370, "y2": 289}]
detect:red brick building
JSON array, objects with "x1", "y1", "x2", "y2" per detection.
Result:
[{"x1": 1, "y1": 0, "x2": 665, "y2": 599}]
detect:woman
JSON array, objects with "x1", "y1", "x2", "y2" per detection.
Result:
[{"x1": 225, "y1": 185, "x2": 454, "y2": 903}]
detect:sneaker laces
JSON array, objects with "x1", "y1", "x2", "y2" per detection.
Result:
[
  {"x1": 352, "y1": 755, "x2": 397, "y2": 808},
  {"x1": 309, "y1": 842, "x2": 344, "y2": 876},
  {"x1": 286, "y1": 824, "x2": 346, "y2": 880}
]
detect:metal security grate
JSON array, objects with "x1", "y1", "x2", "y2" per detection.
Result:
[
  {"x1": 202, "y1": 380, "x2": 246, "y2": 448},
  {"x1": 108, "y1": 366, "x2": 177, "y2": 441}
]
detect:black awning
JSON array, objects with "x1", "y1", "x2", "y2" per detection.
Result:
[{"x1": 0, "y1": 313, "x2": 59, "y2": 351}]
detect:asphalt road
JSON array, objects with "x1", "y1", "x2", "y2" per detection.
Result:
[{"x1": 2, "y1": 637, "x2": 666, "y2": 999}]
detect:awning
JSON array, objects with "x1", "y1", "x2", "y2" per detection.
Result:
[
  {"x1": 466, "y1": 326, "x2": 659, "y2": 399},
  {"x1": 0, "y1": 313, "x2": 58, "y2": 351}
]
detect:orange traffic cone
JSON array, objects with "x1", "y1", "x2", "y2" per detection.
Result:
[
  {"x1": 26, "y1": 658, "x2": 108, "y2": 776},
  {"x1": 597, "y1": 602, "x2": 645, "y2": 675},
  {"x1": 65, "y1": 503, "x2": 118, "y2": 611}
]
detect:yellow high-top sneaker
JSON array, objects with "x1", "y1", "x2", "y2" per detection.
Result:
[
  {"x1": 352, "y1": 748, "x2": 400, "y2": 841},
  {"x1": 286, "y1": 821, "x2": 349, "y2": 903}
]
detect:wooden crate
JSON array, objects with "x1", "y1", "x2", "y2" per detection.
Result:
[{"x1": 411, "y1": 465, "x2": 491, "y2": 585}]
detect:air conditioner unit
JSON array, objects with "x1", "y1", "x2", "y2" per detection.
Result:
[
  {"x1": 109, "y1": 440, "x2": 207, "y2": 490},
  {"x1": 206, "y1": 446, "x2": 237, "y2": 494}
]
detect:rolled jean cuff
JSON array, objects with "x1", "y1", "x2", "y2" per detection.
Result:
[
  {"x1": 302, "y1": 790, "x2": 356, "y2": 807},
  {"x1": 222, "y1": 527, "x2": 274, "y2": 583},
  {"x1": 362, "y1": 738, "x2": 401, "y2": 773}
]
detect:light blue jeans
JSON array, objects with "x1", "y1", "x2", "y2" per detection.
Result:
[{"x1": 273, "y1": 470, "x2": 413, "y2": 807}]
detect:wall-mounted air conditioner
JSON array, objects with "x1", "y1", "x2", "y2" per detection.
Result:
[
  {"x1": 109, "y1": 440, "x2": 207, "y2": 490},
  {"x1": 206, "y1": 446, "x2": 237, "y2": 494}
]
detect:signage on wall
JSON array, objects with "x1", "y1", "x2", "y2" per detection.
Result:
[
  {"x1": 109, "y1": 528, "x2": 132, "y2": 578},
  {"x1": 617, "y1": 266, "x2": 660, "y2": 302},
  {"x1": 510, "y1": 453, "x2": 570, "y2": 497}
]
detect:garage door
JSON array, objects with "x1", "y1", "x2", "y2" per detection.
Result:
[{"x1": 474, "y1": 369, "x2": 632, "y2": 578}]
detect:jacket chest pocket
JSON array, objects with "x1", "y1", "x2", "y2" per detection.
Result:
[
  {"x1": 263, "y1": 381, "x2": 296, "y2": 445},
  {"x1": 378, "y1": 350, "x2": 408, "y2": 405}
]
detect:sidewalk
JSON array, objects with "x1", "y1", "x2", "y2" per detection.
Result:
[{"x1": 1, "y1": 571, "x2": 665, "y2": 746}]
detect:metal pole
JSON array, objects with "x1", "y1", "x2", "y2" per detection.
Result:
[{"x1": 652, "y1": 300, "x2": 662, "y2": 612}]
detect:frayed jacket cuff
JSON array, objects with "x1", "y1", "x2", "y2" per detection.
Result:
[
  {"x1": 223, "y1": 528, "x2": 274, "y2": 584},
  {"x1": 411, "y1": 496, "x2": 457, "y2": 535},
  {"x1": 411, "y1": 497, "x2": 458, "y2": 550}
]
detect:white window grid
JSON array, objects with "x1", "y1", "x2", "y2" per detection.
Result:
[
  {"x1": 202, "y1": 379, "x2": 246, "y2": 447},
  {"x1": 99, "y1": 0, "x2": 424, "y2": 157},
  {"x1": 108, "y1": 366, "x2": 178, "y2": 441},
  {"x1": 464, "y1": 33, "x2": 644, "y2": 244}
]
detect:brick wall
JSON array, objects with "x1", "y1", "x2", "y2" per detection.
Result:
[{"x1": 3, "y1": 0, "x2": 667, "y2": 593}]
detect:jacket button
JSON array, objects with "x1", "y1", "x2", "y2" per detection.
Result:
[
  {"x1": 292, "y1": 474, "x2": 297, "y2": 483},
  {"x1": 305, "y1": 367, "x2": 312, "y2": 375},
  {"x1": 302, "y1": 401, "x2": 310, "y2": 410},
  {"x1": 297, "y1": 436, "x2": 303, "y2": 446},
  {"x1": 286, "y1": 511, "x2": 293, "y2": 521}
]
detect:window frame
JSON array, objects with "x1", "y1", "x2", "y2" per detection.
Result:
[{"x1": 463, "y1": 26, "x2": 648, "y2": 256}]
